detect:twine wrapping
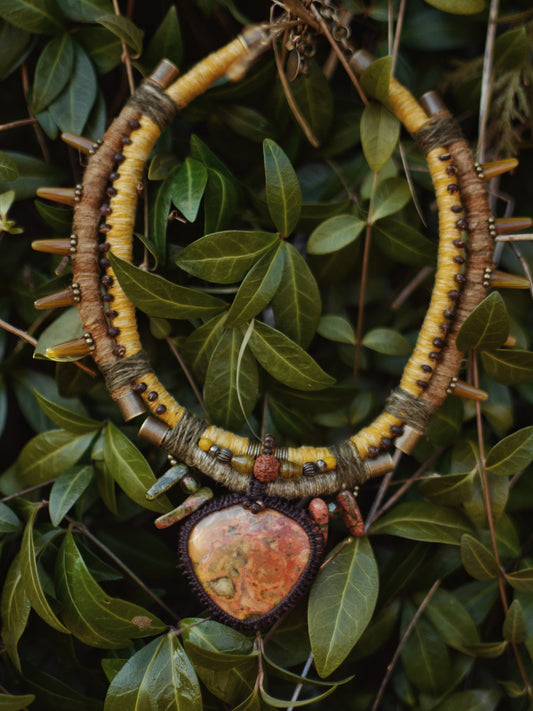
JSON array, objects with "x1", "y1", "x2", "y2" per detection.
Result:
[
  {"x1": 127, "y1": 83, "x2": 177, "y2": 130},
  {"x1": 414, "y1": 114, "x2": 465, "y2": 155}
]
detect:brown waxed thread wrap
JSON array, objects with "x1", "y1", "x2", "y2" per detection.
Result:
[
  {"x1": 99, "y1": 350, "x2": 152, "y2": 390},
  {"x1": 126, "y1": 83, "x2": 178, "y2": 130},
  {"x1": 384, "y1": 387, "x2": 435, "y2": 429},
  {"x1": 414, "y1": 114, "x2": 465, "y2": 155}
]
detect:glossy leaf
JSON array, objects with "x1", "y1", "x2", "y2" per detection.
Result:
[
  {"x1": 184, "y1": 642, "x2": 258, "y2": 704},
  {"x1": 290, "y1": 62, "x2": 333, "y2": 144},
  {"x1": 204, "y1": 327, "x2": 259, "y2": 430},
  {"x1": 0, "y1": 152, "x2": 18, "y2": 182},
  {"x1": 34, "y1": 306, "x2": 84, "y2": 362},
  {"x1": 34, "y1": 391, "x2": 102, "y2": 433},
  {"x1": 1, "y1": 554, "x2": 31, "y2": 672},
  {"x1": 307, "y1": 214, "x2": 365, "y2": 255},
  {"x1": 49, "y1": 42, "x2": 97, "y2": 136},
  {"x1": 272, "y1": 242, "x2": 321, "y2": 347},
  {"x1": 109, "y1": 252, "x2": 226, "y2": 319},
  {"x1": 423, "y1": 0, "x2": 485, "y2": 13},
  {"x1": 317, "y1": 314, "x2": 356, "y2": 345},
  {"x1": 481, "y1": 349, "x2": 533, "y2": 385},
  {"x1": 182, "y1": 313, "x2": 227, "y2": 379},
  {"x1": 170, "y1": 157, "x2": 207, "y2": 223},
  {"x1": 203, "y1": 167, "x2": 238, "y2": 233},
  {"x1": 148, "y1": 174, "x2": 173, "y2": 261},
  {"x1": 49, "y1": 465, "x2": 93, "y2": 526},
  {"x1": 456, "y1": 292, "x2": 509, "y2": 352},
  {"x1": 32, "y1": 34, "x2": 75, "y2": 113},
  {"x1": 370, "y1": 177, "x2": 410, "y2": 222},
  {"x1": 461, "y1": 534, "x2": 499, "y2": 580},
  {"x1": 57, "y1": 0, "x2": 113, "y2": 22},
  {"x1": 503, "y1": 599, "x2": 526, "y2": 643},
  {"x1": 233, "y1": 690, "x2": 262, "y2": 711},
  {"x1": 495, "y1": 27, "x2": 528, "y2": 71},
  {"x1": 226, "y1": 243, "x2": 284, "y2": 327},
  {"x1": 361, "y1": 102, "x2": 400, "y2": 172},
  {"x1": 505, "y1": 569, "x2": 533, "y2": 593},
  {"x1": 362, "y1": 327, "x2": 412, "y2": 356},
  {"x1": 0, "y1": 0, "x2": 64, "y2": 34},
  {"x1": 0, "y1": 150, "x2": 65, "y2": 200},
  {"x1": 485, "y1": 426, "x2": 533, "y2": 476},
  {"x1": 309, "y1": 537, "x2": 378, "y2": 677},
  {"x1": 96, "y1": 14, "x2": 143, "y2": 55},
  {"x1": 21, "y1": 507, "x2": 70, "y2": 634},
  {"x1": 460, "y1": 641, "x2": 508, "y2": 658},
  {"x1": 0, "y1": 21, "x2": 32, "y2": 81},
  {"x1": 374, "y1": 217, "x2": 436, "y2": 265},
  {"x1": 16, "y1": 429, "x2": 95, "y2": 486},
  {"x1": 360, "y1": 56, "x2": 393, "y2": 107},
  {"x1": 263, "y1": 139, "x2": 302, "y2": 235},
  {"x1": 143, "y1": 5, "x2": 182, "y2": 70},
  {"x1": 429, "y1": 689, "x2": 500, "y2": 710},
  {"x1": 400, "y1": 609, "x2": 451, "y2": 694},
  {"x1": 55, "y1": 530, "x2": 165, "y2": 648},
  {"x1": 423, "y1": 588, "x2": 479, "y2": 649},
  {"x1": 260, "y1": 683, "x2": 338, "y2": 708},
  {"x1": 370, "y1": 502, "x2": 473, "y2": 544},
  {"x1": 0, "y1": 693, "x2": 36, "y2": 710},
  {"x1": 177, "y1": 230, "x2": 279, "y2": 283},
  {"x1": 250, "y1": 321, "x2": 335, "y2": 391},
  {"x1": 77, "y1": 26, "x2": 121, "y2": 74},
  {"x1": 418, "y1": 471, "x2": 475, "y2": 505},
  {"x1": 102, "y1": 422, "x2": 171, "y2": 513},
  {"x1": 219, "y1": 105, "x2": 277, "y2": 143},
  {"x1": 0, "y1": 501, "x2": 21, "y2": 533}
]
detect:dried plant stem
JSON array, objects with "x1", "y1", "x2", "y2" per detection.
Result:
[
  {"x1": 495, "y1": 233, "x2": 533, "y2": 242},
  {"x1": 287, "y1": 652, "x2": 314, "y2": 711},
  {"x1": 390, "y1": 0, "x2": 407, "y2": 75},
  {"x1": 165, "y1": 337, "x2": 209, "y2": 420},
  {"x1": 1, "y1": 479, "x2": 56, "y2": 503},
  {"x1": 0, "y1": 318, "x2": 37, "y2": 346},
  {"x1": 20, "y1": 64, "x2": 49, "y2": 163},
  {"x1": 508, "y1": 240, "x2": 533, "y2": 299},
  {"x1": 0, "y1": 118, "x2": 38, "y2": 132},
  {"x1": 392, "y1": 265, "x2": 433, "y2": 310},
  {"x1": 112, "y1": 0, "x2": 135, "y2": 95},
  {"x1": 477, "y1": 0, "x2": 499, "y2": 162}
]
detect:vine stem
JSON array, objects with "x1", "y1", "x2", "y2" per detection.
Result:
[
  {"x1": 390, "y1": 0, "x2": 407, "y2": 75},
  {"x1": 0, "y1": 118, "x2": 38, "y2": 132},
  {"x1": 112, "y1": 0, "x2": 135, "y2": 95},
  {"x1": 67, "y1": 517, "x2": 180, "y2": 624},
  {"x1": 0, "y1": 318, "x2": 37, "y2": 346},
  {"x1": 477, "y1": 0, "x2": 499, "y2": 162},
  {"x1": 371, "y1": 579, "x2": 441, "y2": 711},
  {"x1": 1, "y1": 479, "x2": 56, "y2": 503},
  {"x1": 20, "y1": 64, "x2": 49, "y2": 164}
]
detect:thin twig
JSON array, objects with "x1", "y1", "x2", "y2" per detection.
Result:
[
  {"x1": 508, "y1": 240, "x2": 533, "y2": 299},
  {"x1": 495, "y1": 233, "x2": 533, "y2": 242},
  {"x1": 391, "y1": 266, "x2": 433, "y2": 310},
  {"x1": 20, "y1": 65, "x2": 49, "y2": 163},
  {"x1": 390, "y1": 0, "x2": 407, "y2": 76},
  {"x1": 365, "y1": 470, "x2": 394, "y2": 533},
  {"x1": 165, "y1": 337, "x2": 209, "y2": 420},
  {"x1": 287, "y1": 652, "x2": 314, "y2": 711},
  {"x1": 1, "y1": 479, "x2": 56, "y2": 503},
  {"x1": 477, "y1": 0, "x2": 500, "y2": 162},
  {"x1": 0, "y1": 318, "x2": 37, "y2": 346},
  {"x1": 399, "y1": 140, "x2": 427, "y2": 226},
  {"x1": 0, "y1": 117, "x2": 38, "y2": 132},
  {"x1": 112, "y1": 0, "x2": 135, "y2": 95}
]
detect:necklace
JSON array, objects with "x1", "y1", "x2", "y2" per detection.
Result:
[{"x1": 32, "y1": 13, "x2": 530, "y2": 631}]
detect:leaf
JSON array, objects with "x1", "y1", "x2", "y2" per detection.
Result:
[
  {"x1": 374, "y1": 217, "x2": 436, "y2": 265},
  {"x1": 0, "y1": 693, "x2": 36, "y2": 710},
  {"x1": 362, "y1": 328, "x2": 412, "y2": 356},
  {"x1": 34, "y1": 199, "x2": 72, "y2": 233},
  {"x1": 459, "y1": 641, "x2": 508, "y2": 658},
  {"x1": 49, "y1": 42, "x2": 97, "y2": 136},
  {"x1": 16, "y1": 429, "x2": 95, "y2": 486},
  {"x1": 361, "y1": 102, "x2": 400, "y2": 172},
  {"x1": 148, "y1": 174, "x2": 173, "y2": 262},
  {"x1": 0, "y1": 0, "x2": 64, "y2": 34},
  {"x1": 55, "y1": 530, "x2": 165, "y2": 648},
  {"x1": 143, "y1": 5, "x2": 182, "y2": 70},
  {"x1": 423, "y1": 588, "x2": 479, "y2": 649},
  {"x1": 461, "y1": 534, "x2": 499, "y2": 580},
  {"x1": 495, "y1": 27, "x2": 529, "y2": 71},
  {"x1": 307, "y1": 214, "x2": 365, "y2": 255},
  {"x1": 271, "y1": 242, "x2": 321, "y2": 347},
  {"x1": 49, "y1": 465, "x2": 93, "y2": 526},
  {"x1": 309, "y1": 537, "x2": 378, "y2": 677},
  {"x1": 77, "y1": 26, "x2": 122, "y2": 74},
  {"x1": 360, "y1": 56, "x2": 393, "y2": 107},
  {"x1": 0, "y1": 501, "x2": 21, "y2": 533},
  {"x1": 32, "y1": 34, "x2": 75, "y2": 113},
  {"x1": 485, "y1": 426, "x2": 533, "y2": 476},
  {"x1": 57, "y1": 0, "x2": 113, "y2": 22},
  {"x1": 290, "y1": 62, "x2": 333, "y2": 144},
  {"x1": 370, "y1": 177, "x2": 410, "y2": 222},
  {"x1": 0, "y1": 150, "x2": 65, "y2": 201},
  {"x1": 182, "y1": 313, "x2": 227, "y2": 379},
  {"x1": 34, "y1": 391, "x2": 102, "y2": 433},
  {"x1": 176, "y1": 230, "x2": 279, "y2": 284},
  {"x1": 433, "y1": 690, "x2": 501, "y2": 710},
  {"x1": 505, "y1": 569, "x2": 533, "y2": 593},
  {"x1": 0, "y1": 20, "x2": 32, "y2": 82},
  {"x1": 183, "y1": 642, "x2": 258, "y2": 704},
  {"x1": 423, "y1": 0, "x2": 485, "y2": 14},
  {"x1": 263, "y1": 139, "x2": 302, "y2": 235},
  {"x1": 96, "y1": 14, "x2": 143, "y2": 55},
  {"x1": 1, "y1": 554, "x2": 31, "y2": 672},
  {"x1": 318, "y1": 315, "x2": 356, "y2": 345},
  {"x1": 21, "y1": 507, "x2": 70, "y2": 634},
  {"x1": 204, "y1": 328, "x2": 259, "y2": 430},
  {"x1": 204, "y1": 168, "x2": 239, "y2": 233},
  {"x1": 109, "y1": 253, "x2": 226, "y2": 319},
  {"x1": 250, "y1": 321, "x2": 335, "y2": 391},
  {"x1": 102, "y1": 421, "x2": 171, "y2": 513},
  {"x1": 503, "y1": 599, "x2": 526, "y2": 643},
  {"x1": 0, "y1": 152, "x2": 18, "y2": 182},
  {"x1": 481, "y1": 349, "x2": 533, "y2": 385},
  {"x1": 225, "y1": 244, "x2": 284, "y2": 327},
  {"x1": 418, "y1": 471, "x2": 475, "y2": 505},
  {"x1": 170, "y1": 157, "x2": 207, "y2": 223},
  {"x1": 260, "y1": 684, "x2": 338, "y2": 708},
  {"x1": 400, "y1": 608, "x2": 451, "y2": 694},
  {"x1": 370, "y1": 502, "x2": 473, "y2": 544},
  {"x1": 219, "y1": 105, "x2": 277, "y2": 143},
  {"x1": 456, "y1": 292, "x2": 509, "y2": 352},
  {"x1": 34, "y1": 306, "x2": 84, "y2": 362}
]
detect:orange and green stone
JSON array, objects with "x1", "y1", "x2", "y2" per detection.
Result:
[{"x1": 187, "y1": 505, "x2": 311, "y2": 621}]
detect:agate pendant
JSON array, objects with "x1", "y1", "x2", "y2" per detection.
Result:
[{"x1": 178, "y1": 494, "x2": 325, "y2": 630}]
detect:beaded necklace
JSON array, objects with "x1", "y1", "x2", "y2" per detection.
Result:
[{"x1": 33, "y1": 16, "x2": 530, "y2": 630}]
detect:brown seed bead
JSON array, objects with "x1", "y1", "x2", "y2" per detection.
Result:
[
  {"x1": 99, "y1": 224, "x2": 111, "y2": 233},
  {"x1": 134, "y1": 382, "x2": 147, "y2": 393},
  {"x1": 98, "y1": 242, "x2": 111, "y2": 252},
  {"x1": 113, "y1": 345, "x2": 126, "y2": 357},
  {"x1": 429, "y1": 351, "x2": 441, "y2": 361},
  {"x1": 440, "y1": 323, "x2": 452, "y2": 334},
  {"x1": 439, "y1": 153, "x2": 452, "y2": 161},
  {"x1": 380, "y1": 437, "x2": 392, "y2": 449},
  {"x1": 433, "y1": 337, "x2": 445, "y2": 348},
  {"x1": 448, "y1": 184, "x2": 459, "y2": 193},
  {"x1": 453, "y1": 239, "x2": 465, "y2": 248},
  {"x1": 102, "y1": 294, "x2": 114, "y2": 302},
  {"x1": 155, "y1": 404, "x2": 167, "y2": 415},
  {"x1": 100, "y1": 204, "x2": 112, "y2": 215},
  {"x1": 109, "y1": 171, "x2": 120, "y2": 181},
  {"x1": 368, "y1": 446, "x2": 379, "y2": 459},
  {"x1": 106, "y1": 187, "x2": 117, "y2": 198},
  {"x1": 253, "y1": 453, "x2": 280, "y2": 483},
  {"x1": 451, "y1": 204, "x2": 462, "y2": 213},
  {"x1": 456, "y1": 219, "x2": 468, "y2": 230},
  {"x1": 107, "y1": 310, "x2": 118, "y2": 319},
  {"x1": 421, "y1": 364, "x2": 432, "y2": 373},
  {"x1": 455, "y1": 273, "x2": 467, "y2": 284},
  {"x1": 453, "y1": 256, "x2": 465, "y2": 264},
  {"x1": 416, "y1": 380, "x2": 429, "y2": 388},
  {"x1": 147, "y1": 391, "x2": 158, "y2": 402},
  {"x1": 391, "y1": 425, "x2": 403, "y2": 436},
  {"x1": 108, "y1": 326, "x2": 119, "y2": 337},
  {"x1": 101, "y1": 275, "x2": 113, "y2": 286},
  {"x1": 114, "y1": 153, "x2": 125, "y2": 164},
  {"x1": 99, "y1": 257, "x2": 111, "y2": 268},
  {"x1": 121, "y1": 136, "x2": 132, "y2": 145},
  {"x1": 444, "y1": 309, "x2": 455, "y2": 319},
  {"x1": 128, "y1": 119, "x2": 140, "y2": 130},
  {"x1": 449, "y1": 289, "x2": 460, "y2": 300},
  {"x1": 446, "y1": 165, "x2": 458, "y2": 176}
]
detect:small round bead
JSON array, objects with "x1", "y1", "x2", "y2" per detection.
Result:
[
  {"x1": 451, "y1": 204, "x2": 462, "y2": 213},
  {"x1": 198, "y1": 438, "x2": 212, "y2": 452},
  {"x1": 456, "y1": 219, "x2": 468, "y2": 230},
  {"x1": 209, "y1": 444, "x2": 220, "y2": 456},
  {"x1": 453, "y1": 239, "x2": 465, "y2": 248},
  {"x1": 429, "y1": 351, "x2": 441, "y2": 361},
  {"x1": 440, "y1": 323, "x2": 452, "y2": 334},
  {"x1": 421, "y1": 364, "x2": 432, "y2": 373},
  {"x1": 446, "y1": 165, "x2": 458, "y2": 176},
  {"x1": 453, "y1": 256, "x2": 465, "y2": 264},
  {"x1": 217, "y1": 448, "x2": 233, "y2": 463},
  {"x1": 99, "y1": 224, "x2": 111, "y2": 233},
  {"x1": 455, "y1": 273, "x2": 467, "y2": 284},
  {"x1": 134, "y1": 382, "x2": 147, "y2": 393},
  {"x1": 367, "y1": 446, "x2": 379, "y2": 459},
  {"x1": 99, "y1": 257, "x2": 111, "y2": 268},
  {"x1": 155, "y1": 404, "x2": 167, "y2": 415},
  {"x1": 391, "y1": 425, "x2": 404, "y2": 436},
  {"x1": 448, "y1": 289, "x2": 460, "y2": 300},
  {"x1": 106, "y1": 310, "x2": 118, "y2": 319},
  {"x1": 416, "y1": 380, "x2": 429, "y2": 388},
  {"x1": 253, "y1": 453, "x2": 280, "y2": 482},
  {"x1": 380, "y1": 437, "x2": 392, "y2": 448},
  {"x1": 433, "y1": 337, "x2": 445, "y2": 348},
  {"x1": 107, "y1": 326, "x2": 119, "y2": 337},
  {"x1": 128, "y1": 119, "x2": 140, "y2": 130},
  {"x1": 121, "y1": 136, "x2": 132, "y2": 145},
  {"x1": 114, "y1": 153, "x2": 125, "y2": 164},
  {"x1": 113, "y1": 345, "x2": 126, "y2": 357},
  {"x1": 147, "y1": 391, "x2": 158, "y2": 402},
  {"x1": 316, "y1": 459, "x2": 327, "y2": 472},
  {"x1": 100, "y1": 204, "x2": 112, "y2": 215},
  {"x1": 106, "y1": 186, "x2": 117, "y2": 197},
  {"x1": 101, "y1": 275, "x2": 113, "y2": 286},
  {"x1": 439, "y1": 153, "x2": 451, "y2": 161},
  {"x1": 102, "y1": 294, "x2": 114, "y2": 302},
  {"x1": 443, "y1": 309, "x2": 455, "y2": 319},
  {"x1": 303, "y1": 462, "x2": 319, "y2": 476},
  {"x1": 109, "y1": 171, "x2": 120, "y2": 181},
  {"x1": 448, "y1": 184, "x2": 459, "y2": 193},
  {"x1": 98, "y1": 242, "x2": 111, "y2": 252}
]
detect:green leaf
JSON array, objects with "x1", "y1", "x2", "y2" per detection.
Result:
[
  {"x1": 204, "y1": 327, "x2": 259, "y2": 430},
  {"x1": 423, "y1": 0, "x2": 485, "y2": 14},
  {"x1": 176, "y1": 230, "x2": 278, "y2": 284},
  {"x1": 96, "y1": 14, "x2": 143, "y2": 55},
  {"x1": 182, "y1": 313, "x2": 227, "y2": 379},
  {"x1": 148, "y1": 174, "x2": 173, "y2": 261},
  {"x1": 219, "y1": 105, "x2": 277, "y2": 143},
  {"x1": 272, "y1": 242, "x2": 321, "y2": 348},
  {"x1": 0, "y1": 0, "x2": 64, "y2": 34},
  {"x1": 260, "y1": 684, "x2": 338, "y2": 708},
  {"x1": 360, "y1": 56, "x2": 393, "y2": 107},
  {"x1": 495, "y1": 27, "x2": 529, "y2": 71},
  {"x1": 57, "y1": 0, "x2": 112, "y2": 22},
  {"x1": 49, "y1": 42, "x2": 97, "y2": 136},
  {"x1": 400, "y1": 608, "x2": 451, "y2": 694},
  {"x1": 233, "y1": 690, "x2": 262, "y2": 711},
  {"x1": 485, "y1": 426, "x2": 533, "y2": 476},
  {"x1": 49, "y1": 465, "x2": 93, "y2": 526},
  {"x1": 34, "y1": 199, "x2": 72, "y2": 233},
  {"x1": 77, "y1": 26, "x2": 122, "y2": 74},
  {"x1": 102, "y1": 421, "x2": 172, "y2": 513},
  {"x1": 361, "y1": 102, "x2": 400, "y2": 172},
  {"x1": 170, "y1": 157, "x2": 207, "y2": 223},
  {"x1": 16, "y1": 429, "x2": 95, "y2": 486},
  {"x1": 505, "y1": 569, "x2": 533, "y2": 593},
  {"x1": 362, "y1": 327, "x2": 412, "y2": 356},
  {"x1": 181, "y1": 618, "x2": 253, "y2": 655},
  {"x1": 309, "y1": 537, "x2": 378, "y2": 677},
  {"x1": 109, "y1": 252, "x2": 226, "y2": 319},
  {"x1": 263, "y1": 139, "x2": 302, "y2": 236},
  {"x1": 21, "y1": 507, "x2": 70, "y2": 634},
  {"x1": 432, "y1": 690, "x2": 500, "y2": 711},
  {"x1": 0, "y1": 21, "x2": 32, "y2": 81},
  {"x1": 1, "y1": 554, "x2": 31, "y2": 672},
  {"x1": 423, "y1": 588, "x2": 480, "y2": 649},
  {"x1": 374, "y1": 217, "x2": 436, "y2": 265},
  {"x1": 318, "y1": 315, "x2": 356, "y2": 345},
  {"x1": 307, "y1": 214, "x2": 365, "y2": 255},
  {"x1": 0, "y1": 150, "x2": 65, "y2": 201},
  {"x1": 459, "y1": 641, "x2": 507, "y2": 658},
  {"x1": 481, "y1": 349, "x2": 533, "y2": 385},
  {"x1": 32, "y1": 34, "x2": 75, "y2": 113},
  {"x1": 503, "y1": 599, "x2": 526, "y2": 643},
  {"x1": 0, "y1": 693, "x2": 36, "y2": 710},
  {"x1": 0, "y1": 501, "x2": 21, "y2": 533},
  {"x1": 34, "y1": 306, "x2": 84, "y2": 362},
  {"x1": 225, "y1": 244, "x2": 284, "y2": 327},
  {"x1": 461, "y1": 534, "x2": 499, "y2": 580},
  {"x1": 204, "y1": 168, "x2": 239, "y2": 233},
  {"x1": 290, "y1": 62, "x2": 333, "y2": 144},
  {"x1": 0, "y1": 152, "x2": 19, "y2": 182},
  {"x1": 250, "y1": 321, "x2": 335, "y2": 391},
  {"x1": 34, "y1": 391, "x2": 102, "y2": 434},
  {"x1": 370, "y1": 501, "x2": 473, "y2": 544},
  {"x1": 143, "y1": 5, "x2": 182, "y2": 70},
  {"x1": 55, "y1": 530, "x2": 165, "y2": 648},
  {"x1": 456, "y1": 292, "x2": 509, "y2": 352},
  {"x1": 370, "y1": 177, "x2": 410, "y2": 222},
  {"x1": 418, "y1": 471, "x2": 475, "y2": 505}
]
